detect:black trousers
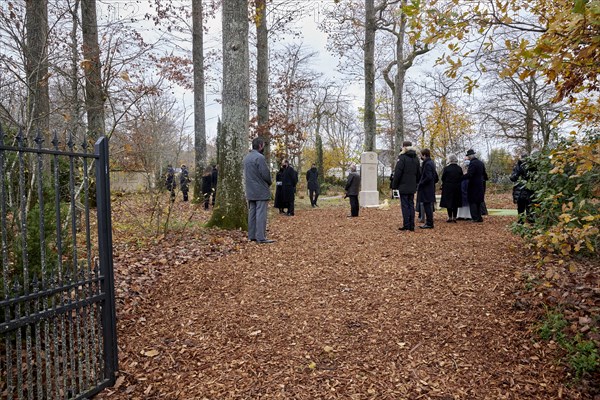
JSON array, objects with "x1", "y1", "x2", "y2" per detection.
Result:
[
  {"x1": 422, "y1": 201, "x2": 434, "y2": 227},
  {"x1": 348, "y1": 195, "x2": 359, "y2": 217},
  {"x1": 469, "y1": 202, "x2": 483, "y2": 222},
  {"x1": 446, "y1": 207, "x2": 457, "y2": 219},
  {"x1": 309, "y1": 189, "x2": 319, "y2": 206},
  {"x1": 400, "y1": 193, "x2": 415, "y2": 229}
]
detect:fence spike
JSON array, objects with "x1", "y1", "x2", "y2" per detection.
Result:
[
  {"x1": 67, "y1": 132, "x2": 75, "y2": 151},
  {"x1": 51, "y1": 131, "x2": 60, "y2": 149},
  {"x1": 34, "y1": 128, "x2": 44, "y2": 147},
  {"x1": 16, "y1": 127, "x2": 25, "y2": 147}
]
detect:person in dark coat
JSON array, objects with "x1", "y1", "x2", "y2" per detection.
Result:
[
  {"x1": 306, "y1": 163, "x2": 320, "y2": 207},
  {"x1": 180, "y1": 164, "x2": 190, "y2": 202},
  {"x1": 345, "y1": 165, "x2": 361, "y2": 217},
  {"x1": 201, "y1": 165, "x2": 212, "y2": 210},
  {"x1": 281, "y1": 160, "x2": 298, "y2": 216},
  {"x1": 274, "y1": 166, "x2": 286, "y2": 213},
  {"x1": 456, "y1": 160, "x2": 472, "y2": 220},
  {"x1": 165, "y1": 164, "x2": 176, "y2": 202},
  {"x1": 510, "y1": 154, "x2": 533, "y2": 223},
  {"x1": 391, "y1": 141, "x2": 421, "y2": 231},
  {"x1": 439, "y1": 154, "x2": 463, "y2": 222},
  {"x1": 417, "y1": 149, "x2": 437, "y2": 228},
  {"x1": 463, "y1": 149, "x2": 487, "y2": 223},
  {"x1": 211, "y1": 165, "x2": 218, "y2": 206}
]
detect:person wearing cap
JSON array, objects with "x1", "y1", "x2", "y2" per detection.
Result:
[
  {"x1": 392, "y1": 141, "x2": 421, "y2": 231},
  {"x1": 463, "y1": 149, "x2": 487, "y2": 223}
]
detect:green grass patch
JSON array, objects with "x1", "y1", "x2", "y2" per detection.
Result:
[{"x1": 537, "y1": 308, "x2": 599, "y2": 380}]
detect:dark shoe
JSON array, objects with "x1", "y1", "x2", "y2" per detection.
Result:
[
  {"x1": 446, "y1": 218, "x2": 453, "y2": 223},
  {"x1": 257, "y1": 239, "x2": 275, "y2": 244},
  {"x1": 419, "y1": 224, "x2": 434, "y2": 229},
  {"x1": 472, "y1": 219, "x2": 484, "y2": 223},
  {"x1": 398, "y1": 227, "x2": 411, "y2": 231},
  {"x1": 249, "y1": 238, "x2": 256, "y2": 242}
]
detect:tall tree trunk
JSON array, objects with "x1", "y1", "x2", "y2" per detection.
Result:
[
  {"x1": 393, "y1": 2, "x2": 407, "y2": 156},
  {"x1": 25, "y1": 0, "x2": 49, "y2": 141},
  {"x1": 192, "y1": 0, "x2": 207, "y2": 203},
  {"x1": 255, "y1": 0, "x2": 270, "y2": 162},
  {"x1": 363, "y1": 0, "x2": 376, "y2": 152},
  {"x1": 206, "y1": 0, "x2": 249, "y2": 229},
  {"x1": 81, "y1": 0, "x2": 105, "y2": 139},
  {"x1": 316, "y1": 131, "x2": 324, "y2": 185},
  {"x1": 69, "y1": 0, "x2": 81, "y2": 141}
]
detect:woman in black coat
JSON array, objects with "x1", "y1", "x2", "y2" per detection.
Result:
[
  {"x1": 439, "y1": 154, "x2": 463, "y2": 222},
  {"x1": 417, "y1": 149, "x2": 437, "y2": 229},
  {"x1": 274, "y1": 166, "x2": 285, "y2": 213}
]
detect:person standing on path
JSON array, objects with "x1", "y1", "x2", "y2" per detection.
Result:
[
  {"x1": 165, "y1": 164, "x2": 176, "y2": 202},
  {"x1": 243, "y1": 137, "x2": 274, "y2": 244},
  {"x1": 180, "y1": 164, "x2": 190, "y2": 202},
  {"x1": 463, "y1": 149, "x2": 487, "y2": 223},
  {"x1": 439, "y1": 155, "x2": 463, "y2": 223},
  {"x1": 392, "y1": 141, "x2": 421, "y2": 231},
  {"x1": 345, "y1": 165, "x2": 361, "y2": 217},
  {"x1": 306, "y1": 163, "x2": 320, "y2": 207},
  {"x1": 281, "y1": 160, "x2": 298, "y2": 216},
  {"x1": 417, "y1": 149, "x2": 437, "y2": 229},
  {"x1": 201, "y1": 165, "x2": 213, "y2": 210},
  {"x1": 510, "y1": 154, "x2": 533, "y2": 223}
]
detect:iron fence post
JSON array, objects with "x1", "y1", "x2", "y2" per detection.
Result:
[{"x1": 94, "y1": 136, "x2": 118, "y2": 382}]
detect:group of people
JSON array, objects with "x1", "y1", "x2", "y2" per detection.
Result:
[
  {"x1": 165, "y1": 164, "x2": 218, "y2": 207},
  {"x1": 391, "y1": 141, "x2": 489, "y2": 230}
]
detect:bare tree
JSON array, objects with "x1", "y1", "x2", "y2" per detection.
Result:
[
  {"x1": 192, "y1": 0, "x2": 207, "y2": 203},
  {"x1": 81, "y1": 0, "x2": 105, "y2": 138}
]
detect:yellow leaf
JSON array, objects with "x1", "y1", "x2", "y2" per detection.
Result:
[
  {"x1": 308, "y1": 361, "x2": 317, "y2": 369},
  {"x1": 143, "y1": 349, "x2": 160, "y2": 357}
]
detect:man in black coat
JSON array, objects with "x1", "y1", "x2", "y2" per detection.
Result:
[
  {"x1": 392, "y1": 141, "x2": 421, "y2": 231},
  {"x1": 345, "y1": 165, "x2": 361, "y2": 217},
  {"x1": 417, "y1": 148, "x2": 437, "y2": 229},
  {"x1": 165, "y1": 164, "x2": 176, "y2": 202},
  {"x1": 510, "y1": 154, "x2": 533, "y2": 223},
  {"x1": 463, "y1": 149, "x2": 487, "y2": 223},
  {"x1": 281, "y1": 160, "x2": 298, "y2": 216},
  {"x1": 180, "y1": 164, "x2": 190, "y2": 202},
  {"x1": 306, "y1": 163, "x2": 320, "y2": 207}
]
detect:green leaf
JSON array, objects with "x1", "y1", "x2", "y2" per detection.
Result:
[{"x1": 573, "y1": 0, "x2": 587, "y2": 14}]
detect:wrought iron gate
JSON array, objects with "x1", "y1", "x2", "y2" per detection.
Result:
[{"x1": 0, "y1": 125, "x2": 117, "y2": 399}]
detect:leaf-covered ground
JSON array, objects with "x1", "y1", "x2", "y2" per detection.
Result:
[{"x1": 99, "y1": 194, "x2": 598, "y2": 399}]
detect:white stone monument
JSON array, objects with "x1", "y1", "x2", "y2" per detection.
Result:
[{"x1": 359, "y1": 151, "x2": 380, "y2": 207}]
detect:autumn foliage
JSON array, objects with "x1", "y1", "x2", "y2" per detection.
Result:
[{"x1": 514, "y1": 134, "x2": 600, "y2": 260}]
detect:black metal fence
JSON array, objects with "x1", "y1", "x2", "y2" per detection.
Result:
[{"x1": 0, "y1": 125, "x2": 117, "y2": 399}]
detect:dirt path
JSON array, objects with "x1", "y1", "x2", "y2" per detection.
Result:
[{"x1": 101, "y1": 207, "x2": 579, "y2": 399}]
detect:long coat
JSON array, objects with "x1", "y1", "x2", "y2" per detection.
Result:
[
  {"x1": 281, "y1": 166, "x2": 298, "y2": 204},
  {"x1": 306, "y1": 168, "x2": 319, "y2": 193},
  {"x1": 345, "y1": 171, "x2": 360, "y2": 196},
  {"x1": 439, "y1": 163, "x2": 463, "y2": 209},
  {"x1": 417, "y1": 158, "x2": 437, "y2": 203},
  {"x1": 464, "y1": 157, "x2": 487, "y2": 204},
  {"x1": 243, "y1": 150, "x2": 272, "y2": 201},
  {"x1": 274, "y1": 169, "x2": 285, "y2": 209},
  {"x1": 391, "y1": 148, "x2": 421, "y2": 195},
  {"x1": 510, "y1": 159, "x2": 532, "y2": 203}
]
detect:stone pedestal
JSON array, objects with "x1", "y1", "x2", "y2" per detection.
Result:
[{"x1": 359, "y1": 151, "x2": 380, "y2": 207}]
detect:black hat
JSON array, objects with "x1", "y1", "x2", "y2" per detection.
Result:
[{"x1": 466, "y1": 149, "x2": 476, "y2": 156}]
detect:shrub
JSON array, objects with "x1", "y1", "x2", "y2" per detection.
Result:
[{"x1": 513, "y1": 133, "x2": 599, "y2": 260}]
